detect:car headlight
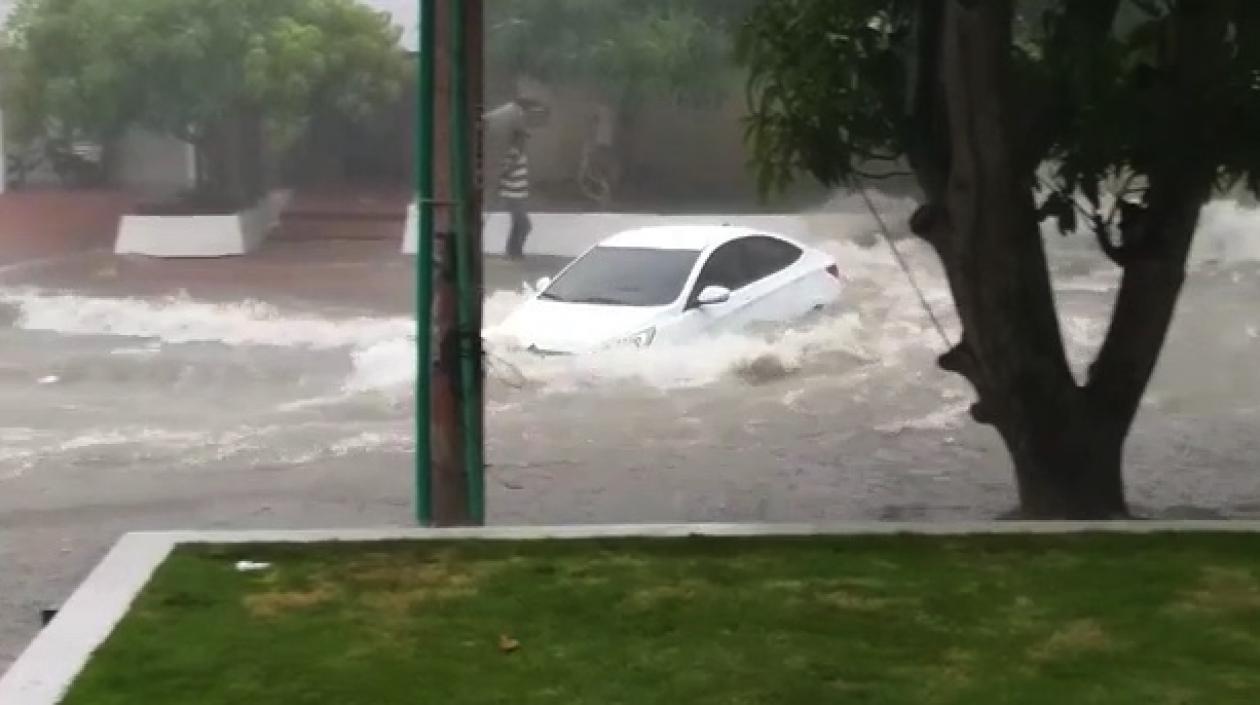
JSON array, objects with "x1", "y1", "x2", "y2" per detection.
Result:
[{"x1": 613, "y1": 327, "x2": 656, "y2": 349}]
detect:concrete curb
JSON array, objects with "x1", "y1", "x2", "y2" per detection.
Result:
[
  {"x1": 0, "y1": 534, "x2": 175, "y2": 705},
  {"x1": 5, "y1": 520, "x2": 1260, "y2": 703}
]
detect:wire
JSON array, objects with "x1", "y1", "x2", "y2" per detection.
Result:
[
  {"x1": 855, "y1": 181, "x2": 954, "y2": 352},
  {"x1": 483, "y1": 344, "x2": 529, "y2": 389}
]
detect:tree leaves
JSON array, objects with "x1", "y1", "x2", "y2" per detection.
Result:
[
  {"x1": 5, "y1": 0, "x2": 406, "y2": 149},
  {"x1": 1038, "y1": 191, "x2": 1077, "y2": 235},
  {"x1": 739, "y1": 0, "x2": 1260, "y2": 218},
  {"x1": 737, "y1": 0, "x2": 914, "y2": 197},
  {"x1": 486, "y1": 0, "x2": 740, "y2": 111}
]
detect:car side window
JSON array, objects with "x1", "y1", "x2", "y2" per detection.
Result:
[
  {"x1": 688, "y1": 241, "x2": 753, "y2": 306},
  {"x1": 742, "y1": 236, "x2": 803, "y2": 281},
  {"x1": 695, "y1": 242, "x2": 753, "y2": 290},
  {"x1": 688, "y1": 236, "x2": 805, "y2": 307}
]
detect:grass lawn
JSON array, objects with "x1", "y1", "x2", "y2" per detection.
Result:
[{"x1": 61, "y1": 533, "x2": 1260, "y2": 705}]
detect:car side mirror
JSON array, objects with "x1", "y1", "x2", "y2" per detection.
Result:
[
  {"x1": 535, "y1": 276, "x2": 552, "y2": 292},
  {"x1": 696, "y1": 285, "x2": 731, "y2": 306}
]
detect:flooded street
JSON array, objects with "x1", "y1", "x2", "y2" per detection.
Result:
[{"x1": 4, "y1": 197, "x2": 1260, "y2": 667}]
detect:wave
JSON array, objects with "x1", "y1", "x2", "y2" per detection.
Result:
[{"x1": 0, "y1": 289, "x2": 412, "y2": 349}]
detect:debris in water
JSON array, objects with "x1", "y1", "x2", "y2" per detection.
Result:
[
  {"x1": 37, "y1": 375, "x2": 59, "y2": 385},
  {"x1": 736, "y1": 354, "x2": 793, "y2": 384},
  {"x1": 852, "y1": 230, "x2": 880, "y2": 248},
  {"x1": 235, "y1": 560, "x2": 272, "y2": 573},
  {"x1": 498, "y1": 633, "x2": 522, "y2": 653}
]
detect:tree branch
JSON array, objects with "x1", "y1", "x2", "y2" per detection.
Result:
[
  {"x1": 1092, "y1": 213, "x2": 1128, "y2": 266},
  {"x1": 851, "y1": 146, "x2": 902, "y2": 163},
  {"x1": 938, "y1": 338, "x2": 996, "y2": 425},
  {"x1": 1086, "y1": 0, "x2": 1230, "y2": 425},
  {"x1": 1104, "y1": 172, "x2": 1141, "y2": 228},
  {"x1": 908, "y1": 202, "x2": 947, "y2": 249},
  {"x1": 854, "y1": 168, "x2": 914, "y2": 181},
  {"x1": 904, "y1": 0, "x2": 949, "y2": 201}
]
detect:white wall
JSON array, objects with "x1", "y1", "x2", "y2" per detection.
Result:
[{"x1": 403, "y1": 209, "x2": 875, "y2": 257}]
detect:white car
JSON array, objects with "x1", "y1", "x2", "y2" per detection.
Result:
[{"x1": 493, "y1": 225, "x2": 843, "y2": 354}]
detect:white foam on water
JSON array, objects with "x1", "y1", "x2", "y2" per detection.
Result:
[
  {"x1": 345, "y1": 337, "x2": 415, "y2": 394},
  {"x1": 109, "y1": 342, "x2": 163, "y2": 356},
  {"x1": 278, "y1": 429, "x2": 413, "y2": 465},
  {"x1": 876, "y1": 401, "x2": 972, "y2": 434},
  {"x1": 0, "y1": 428, "x2": 42, "y2": 443},
  {"x1": 0, "y1": 289, "x2": 412, "y2": 349},
  {"x1": 57, "y1": 427, "x2": 210, "y2": 451},
  {"x1": 0, "y1": 448, "x2": 37, "y2": 480},
  {"x1": 0, "y1": 420, "x2": 414, "y2": 476},
  {"x1": 1190, "y1": 199, "x2": 1260, "y2": 266}
]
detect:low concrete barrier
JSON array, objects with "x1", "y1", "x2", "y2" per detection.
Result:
[
  {"x1": 402, "y1": 207, "x2": 874, "y2": 256},
  {"x1": 114, "y1": 190, "x2": 292, "y2": 257}
]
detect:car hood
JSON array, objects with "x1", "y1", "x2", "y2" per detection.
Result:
[{"x1": 490, "y1": 298, "x2": 669, "y2": 354}]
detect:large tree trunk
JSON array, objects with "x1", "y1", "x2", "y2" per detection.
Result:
[
  {"x1": 1004, "y1": 410, "x2": 1128, "y2": 519},
  {"x1": 910, "y1": 2, "x2": 1143, "y2": 518},
  {"x1": 194, "y1": 110, "x2": 266, "y2": 210},
  {"x1": 929, "y1": 1, "x2": 1101, "y2": 516},
  {"x1": 912, "y1": 1, "x2": 1224, "y2": 518}
]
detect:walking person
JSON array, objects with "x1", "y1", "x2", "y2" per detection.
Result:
[{"x1": 500, "y1": 128, "x2": 532, "y2": 259}]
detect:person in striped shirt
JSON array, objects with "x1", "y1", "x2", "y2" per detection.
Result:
[{"x1": 500, "y1": 128, "x2": 532, "y2": 259}]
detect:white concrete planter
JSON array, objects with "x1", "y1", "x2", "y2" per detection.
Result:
[
  {"x1": 114, "y1": 189, "x2": 292, "y2": 258},
  {"x1": 401, "y1": 201, "x2": 419, "y2": 254},
  {"x1": 401, "y1": 209, "x2": 876, "y2": 257}
]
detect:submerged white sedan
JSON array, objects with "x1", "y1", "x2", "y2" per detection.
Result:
[{"x1": 493, "y1": 225, "x2": 844, "y2": 355}]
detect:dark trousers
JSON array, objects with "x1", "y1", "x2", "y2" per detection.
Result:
[{"x1": 505, "y1": 198, "x2": 532, "y2": 258}]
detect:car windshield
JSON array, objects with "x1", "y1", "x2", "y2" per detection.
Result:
[{"x1": 541, "y1": 246, "x2": 701, "y2": 307}]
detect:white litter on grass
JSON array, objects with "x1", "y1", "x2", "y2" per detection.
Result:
[{"x1": 234, "y1": 561, "x2": 272, "y2": 573}]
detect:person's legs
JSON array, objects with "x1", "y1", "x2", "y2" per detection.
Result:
[{"x1": 505, "y1": 200, "x2": 532, "y2": 258}]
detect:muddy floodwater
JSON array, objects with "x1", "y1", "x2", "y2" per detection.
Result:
[{"x1": 3, "y1": 196, "x2": 1260, "y2": 667}]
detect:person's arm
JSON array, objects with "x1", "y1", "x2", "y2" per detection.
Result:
[
  {"x1": 498, "y1": 148, "x2": 518, "y2": 182},
  {"x1": 483, "y1": 102, "x2": 524, "y2": 131}
]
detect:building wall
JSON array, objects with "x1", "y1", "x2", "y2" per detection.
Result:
[
  {"x1": 107, "y1": 128, "x2": 196, "y2": 197},
  {"x1": 491, "y1": 78, "x2": 817, "y2": 209},
  {"x1": 624, "y1": 94, "x2": 759, "y2": 202}
]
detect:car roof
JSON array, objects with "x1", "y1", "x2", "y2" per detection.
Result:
[{"x1": 599, "y1": 225, "x2": 787, "y2": 251}]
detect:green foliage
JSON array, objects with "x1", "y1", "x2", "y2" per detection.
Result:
[
  {"x1": 487, "y1": 0, "x2": 752, "y2": 109},
  {"x1": 5, "y1": 0, "x2": 407, "y2": 148},
  {"x1": 737, "y1": 0, "x2": 914, "y2": 195},
  {"x1": 739, "y1": 0, "x2": 1260, "y2": 217}
]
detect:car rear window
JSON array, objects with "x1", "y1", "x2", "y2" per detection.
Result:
[
  {"x1": 541, "y1": 246, "x2": 701, "y2": 307},
  {"x1": 743, "y1": 236, "x2": 804, "y2": 280}
]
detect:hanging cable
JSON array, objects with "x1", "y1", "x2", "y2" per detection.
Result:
[
  {"x1": 483, "y1": 346, "x2": 529, "y2": 389},
  {"x1": 855, "y1": 180, "x2": 953, "y2": 352}
]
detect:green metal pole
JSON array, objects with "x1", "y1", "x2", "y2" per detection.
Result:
[
  {"x1": 448, "y1": 0, "x2": 485, "y2": 524},
  {"x1": 414, "y1": 0, "x2": 436, "y2": 525}
]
